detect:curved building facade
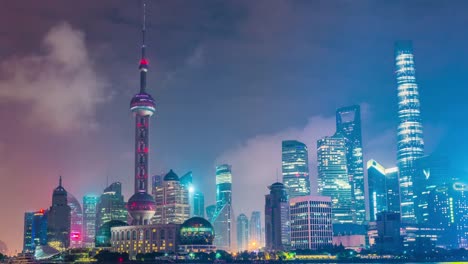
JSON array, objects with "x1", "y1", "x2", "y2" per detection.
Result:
[{"x1": 395, "y1": 41, "x2": 424, "y2": 223}]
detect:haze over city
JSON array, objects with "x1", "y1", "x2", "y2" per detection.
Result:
[{"x1": 1, "y1": 0, "x2": 468, "y2": 256}]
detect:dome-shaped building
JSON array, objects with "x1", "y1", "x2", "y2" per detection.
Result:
[
  {"x1": 179, "y1": 217, "x2": 216, "y2": 253},
  {"x1": 95, "y1": 220, "x2": 128, "y2": 248},
  {"x1": 127, "y1": 192, "x2": 156, "y2": 226}
]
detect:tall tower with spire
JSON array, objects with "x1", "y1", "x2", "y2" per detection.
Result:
[
  {"x1": 47, "y1": 176, "x2": 71, "y2": 249},
  {"x1": 127, "y1": 1, "x2": 157, "y2": 226}
]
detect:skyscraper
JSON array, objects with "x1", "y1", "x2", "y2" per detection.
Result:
[
  {"x1": 290, "y1": 195, "x2": 333, "y2": 250},
  {"x1": 317, "y1": 134, "x2": 353, "y2": 224},
  {"x1": 249, "y1": 211, "x2": 262, "y2": 249},
  {"x1": 265, "y1": 182, "x2": 290, "y2": 251},
  {"x1": 151, "y1": 174, "x2": 163, "y2": 195},
  {"x1": 23, "y1": 212, "x2": 34, "y2": 253},
  {"x1": 193, "y1": 191, "x2": 205, "y2": 218},
  {"x1": 23, "y1": 210, "x2": 48, "y2": 253},
  {"x1": 212, "y1": 164, "x2": 234, "y2": 251},
  {"x1": 237, "y1": 214, "x2": 249, "y2": 252},
  {"x1": 206, "y1": 204, "x2": 216, "y2": 221},
  {"x1": 96, "y1": 182, "x2": 127, "y2": 231},
  {"x1": 47, "y1": 177, "x2": 71, "y2": 250},
  {"x1": 395, "y1": 41, "x2": 424, "y2": 223},
  {"x1": 67, "y1": 194, "x2": 83, "y2": 248},
  {"x1": 367, "y1": 160, "x2": 400, "y2": 221},
  {"x1": 82, "y1": 195, "x2": 98, "y2": 248},
  {"x1": 180, "y1": 171, "x2": 195, "y2": 217},
  {"x1": 282, "y1": 140, "x2": 310, "y2": 198},
  {"x1": 153, "y1": 170, "x2": 190, "y2": 224},
  {"x1": 413, "y1": 155, "x2": 459, "y2": 247},
  {"x1": 127, "y1": 1, "x2": 156, "y2": 226},
  {"x1": 336, "y1": 105, "x2": 365, "y2": 224}
]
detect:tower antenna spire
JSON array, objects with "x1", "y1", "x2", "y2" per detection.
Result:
[
  {"x1": 142, "y1": 0, "x2": 146, "y2": 58},
  {"x1": 139, "y1": 0, "x2": 148, "y2": 93}
]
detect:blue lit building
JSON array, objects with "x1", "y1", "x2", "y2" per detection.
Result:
[
  {"x1": 249, "y1": 211, "x2": 263, "y2": 249},
  {"x1": 96, "y1": 182, "x2": 128, "y2": 232},
  {"x1": 282, "y1": 140, "x2": 310, "y2": 198},
  {"x1": 83, "y1": 195, "x2": 98, "y2": 248},
  {"x1": 317, "y1": 134, "x2": 353, "y2": 224},
  {"x1": 23, "y1": 212, "x2": 34, "y2": 253},
  {"x1": 193, "y1": 191, "x2": 205, "y2": 218},
  {"x1": 367, "y1": 160, "x2": 400, "y2": 221},
  {"x1": 237, "y1": 214, "x2": 249, "y2": 251},
  {"x1": 336, "y1": 105, "x2": 365, "y2": 224},
  {"x1": 23, "y1": 209, "x2": 49, "y2": 254},
  {"x1": 212, "y1": 164, "x2": 233, "y2": 251},
  {"x1": 394, "y1": 41, "x2": 425, "y2": 224}
]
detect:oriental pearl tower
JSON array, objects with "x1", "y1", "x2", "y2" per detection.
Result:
[{"x1": 127, "y1": 1, "x2": 156, "y2": 226}]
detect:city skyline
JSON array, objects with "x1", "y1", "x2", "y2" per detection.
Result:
[{"x1": 1, "y1": 0, "x2": 468, "y2": 254}]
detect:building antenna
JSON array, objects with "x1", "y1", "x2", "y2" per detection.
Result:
[
  {"x1": 139, "y1": 0, "x2": 148, "y2": 93},
  {"x1": 276, "y1": 169, "x2": 279, "y2": 183}
]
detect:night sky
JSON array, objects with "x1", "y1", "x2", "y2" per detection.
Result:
[{"x1": 1, "y1": 0, "x2": 468, "y2": 254}]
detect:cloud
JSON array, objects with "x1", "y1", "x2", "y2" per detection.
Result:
[
  {"x1": 217, "y1": 115, "x2": 336, "y2": 216},
  {"x1": 186, "y1": 45, "x2": 205, "y2": 68},
  {"x1": 0, "y1": 22, "x2": 108, "y2": 133}
]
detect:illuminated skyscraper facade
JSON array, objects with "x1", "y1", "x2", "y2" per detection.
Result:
[
  {"x1": 96, "y1": 182, "x2": 127, "y2": 231},
  {"x1": 395, "y1": 41, "x2": 424, "y2": 223},
  {"x1": 180, "y1": 171, "x2": 195, "y2": 217},
  {"x1": 206, "y1": 204, "x2": 216, "y2": 221},
  {"x1": 23, "y1": 210, "x2": 48, "y2": 253},
  {"x1": 193, "y1": 191, "x2": 205, "y2": 218},
  {"x1": 317, "y1": 134, "x2": 353, "y2": 224},
  {"x1": 212, "y1": 164, "x2": 233, "y2": 251},
  {"x1": 82, "y1": 195, "x2": 98, "y2": 248},
  {"x1": 367, "y1": 160, "x2": 400, "y2": 221},
  {"x1": 237, "y1": 214, "x2": 249, "y2": 252},
  {"x1": 67, "y1": 194, "x2": 83, "y2": 248},
  {"x1": 23, "y1": 212, "x2": 34, "y2": 253},
  {"x1": 290, "y1": 195, "x2": 333, "y2": 250},
  {"x1": 249, "y1": 211, "x2": 263, "y2": 249},
  {"x1": 336, "y1": 106, "x2": 365, "y2": 224},
  {"x1": 265, "y1": 182, "x2": 290, "y2": 251},
  {"x1": 282, "y1": 140, "x2": 310, "y2": 198},
  {"x1": 153, "y1": 170, "x2": 190, "y2": 224}
]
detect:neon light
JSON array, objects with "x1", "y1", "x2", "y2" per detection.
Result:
[{"x1": 140, "y1": 58, "x2": 149, "y2": 65}]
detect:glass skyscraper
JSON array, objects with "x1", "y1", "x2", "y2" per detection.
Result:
[
  {"x1": 282, "y1": 140, "x2": 310, "y2": 197},
  {"x1": 249, "y1": 211, "x2": 263, "y2": 249},
  {"x1": 82, "y1": 195, "x2": 98, "y2": 248},
  {"x1": 336, "y1": 105, "x2": 365, "y2": 224},
  {"x1": 237, "y1": 214, "x2": 249, "y2": 252},
  {"x1": 282, "y1": 140, "x2": 310, "y2": 198},
  {"x1": 67, "y1": 194, "x2": 83, "y2": 248},
  {"x1": 23, "y1": 210, "x2": 48, "y2": 253},
  {"x1": 265, "y1": 182, "x2": 290, "y2": 251},
  {"x1": 96, "y1": 182, "x2": 127, "y2": 232},
  {"x1": 193, "y1": 191, "x2": 205, "y2": 218},
  {"x1": 23, "y1": 212, "x2": 34, "y2": 253},
  {"x1": 213, "y1": 164, "x2": 233, "y2": 251},
  {"x1": 395, "y1": 41, "x2": 424, "y2": 223},
  {"x1": 317, "y1": 134, "x2": 353, "y2": 224},
  {"x1": 367, "y1": 160, "x2": 400, "y2": 221}
]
